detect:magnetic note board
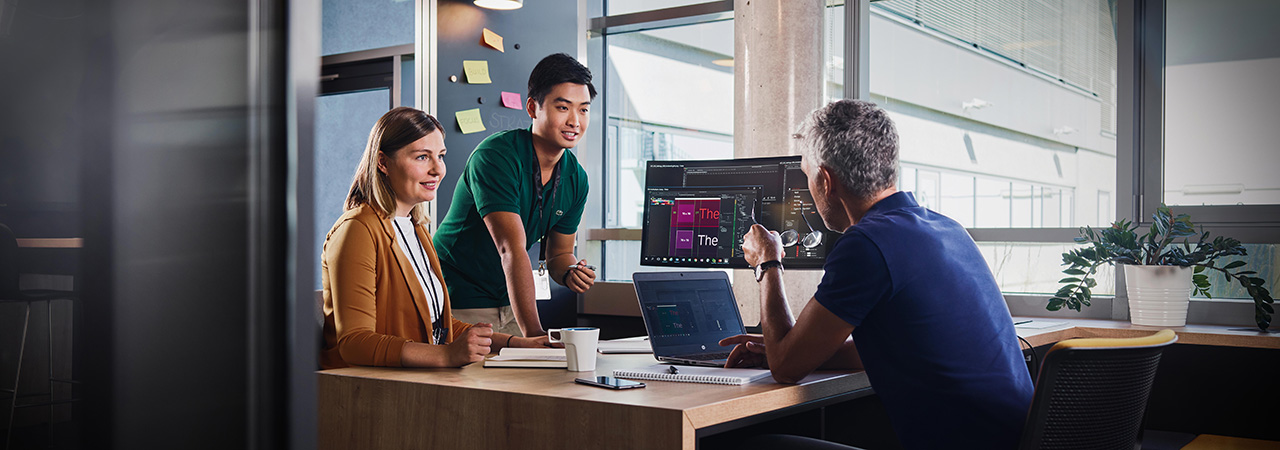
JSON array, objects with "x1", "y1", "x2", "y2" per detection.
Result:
[{"x1": 435, "y1": 0, "x2": 579, "y2": 220}]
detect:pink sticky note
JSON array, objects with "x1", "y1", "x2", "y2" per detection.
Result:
[{"x1": 501, "y1": 91, "x2": 522, "y2": 110}]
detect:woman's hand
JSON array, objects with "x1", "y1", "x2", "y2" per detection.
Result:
[{"x1": 447, "y1": 322, "x2": 493, "y2": 366}]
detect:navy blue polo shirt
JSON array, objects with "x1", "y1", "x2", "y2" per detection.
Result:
[{"x1": 814, "y1": 191, "x2": 1033, "y2": 450}]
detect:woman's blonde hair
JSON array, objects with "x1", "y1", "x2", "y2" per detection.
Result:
[{"x1": 346, "y1": 107, "x2": 445, "y2": 224}]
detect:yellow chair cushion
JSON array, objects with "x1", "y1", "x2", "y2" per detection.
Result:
[
  {"x1": 1049, "y1": 329, "x2": 1178, "y2": 352},
  {"x1": 1182, "y1": 434, "x2": 1280, "y2": 450}
]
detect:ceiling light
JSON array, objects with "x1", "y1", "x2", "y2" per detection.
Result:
[{"x1": 474, "y1": 0, "x2": 522, "y2": 10}]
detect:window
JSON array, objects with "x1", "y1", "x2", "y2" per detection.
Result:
[
  {"x1": 598, "y1": 19, "x2": 734, "y2": 280},
  {"x1": 870, "y1": 0, "x2": 1118, "y2": 229},
  {"x1": 589, "y1": 1, "x2": 847, "y2": 282},
  {"x1": 322, "y1": 0, "x2": 415, "y2": 56},
  {"x1": 860, "y1": 0, "x2": 1119, "y2": 296},
  {"x1": 584, "y1": 1, "x2": 1277, "y2": 325},
  {"x1": 1134, "y1": 0, "x2": 1280, "y2": 308},
  {"x1": 603, "y1": 21, "x2": 735, "y2": 230},
  {"x1": 1162, "y1": 0, "x2": 1280, "y2": 207}
]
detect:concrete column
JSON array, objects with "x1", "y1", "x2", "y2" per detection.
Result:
[{"x1": 733, "y1": 0, "x2": 826, "y2": 326}]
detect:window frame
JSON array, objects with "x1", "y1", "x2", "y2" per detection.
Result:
[{"x1": 1130, "y1": 0, "x2": 1280, "y2": 243}]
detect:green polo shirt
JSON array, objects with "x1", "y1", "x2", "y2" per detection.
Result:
[{"x1": 433, "y1": 128, "x2": 589, "y2": 309}]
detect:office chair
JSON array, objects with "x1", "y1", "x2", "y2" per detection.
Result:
[
  {"x1": 0, "y1": 223, "x2": 78, "y2": 450},
  {"x1": 1018, "y1": 329, "x2": 1178, "y2": 450}
]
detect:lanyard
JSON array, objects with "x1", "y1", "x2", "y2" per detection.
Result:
[
  {"x1": 393, "y1": 219, "x2": 446, "y2": 345},
  {"x1": 532, "y1": 148, "x2": 562, "y2": 274}
]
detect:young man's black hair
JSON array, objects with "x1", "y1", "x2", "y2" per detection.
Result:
[{"x1": 527, "y1": 53, "x2": 598, "y2": 105}]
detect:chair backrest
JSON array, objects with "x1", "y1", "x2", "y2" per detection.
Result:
[
  {"x1": 1018, "y1": 329, "x2": 1178, "y2": 450},
  {"x1": 0, "y1": 223, "x2": 18, "y2": 296}
]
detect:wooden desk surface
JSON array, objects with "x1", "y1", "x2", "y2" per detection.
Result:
[
  {"x1": 1014, "y1": 317, "x2": 1280, "y2": 349},
  {"x1": 319, "y1": 353, "x2": 869, "y2": 450},
  {"x1": 15, "y1": 238, "x2": 82, "y2": 248}
]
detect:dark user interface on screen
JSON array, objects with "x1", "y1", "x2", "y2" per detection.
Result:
[{"x1": 640, "y1": 156, "x2": 830, "y2": 269}]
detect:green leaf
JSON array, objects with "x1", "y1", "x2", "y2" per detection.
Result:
[
  {"x1": 1194, "y1": 265, "x2": 1206, "y2": 274},
  {"x1": 1047, "y1": 298, "x2": 1065, "y2": 311},
  {"x1": 1224, "y1": 260, "x2": 1247, "y2": 269},
  {"x1": 1064, "y1": 268, "x2": 1087, "y2": 275},
  {"x1": 1059, "y1": 277, "x2": 1081, "y2": 283}
]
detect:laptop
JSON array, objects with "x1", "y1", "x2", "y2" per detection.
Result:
[{"x1": 632, "y1": 271, "x2": 747, "y2": 367}]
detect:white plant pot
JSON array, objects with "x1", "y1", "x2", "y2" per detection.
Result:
[{"x1": 1124, "y1": 265, "x2": 1193, "y2": 327}]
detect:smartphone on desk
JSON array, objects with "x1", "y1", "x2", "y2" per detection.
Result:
[{"x1": 575, "y1": 376, "x2": 646, "y2": 390}]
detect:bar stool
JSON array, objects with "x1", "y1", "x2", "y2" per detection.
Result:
[{"x1": 1, "y1": 224, "x2": 78, "y2": 450}]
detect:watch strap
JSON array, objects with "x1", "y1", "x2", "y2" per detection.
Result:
[{"x1": 755, "y1": 260, "x2": 783, "y2": 282}]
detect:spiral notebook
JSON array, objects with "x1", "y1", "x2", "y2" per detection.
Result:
[{"x1": 613, "y1": 364, "x2": 771, "y2": 385}]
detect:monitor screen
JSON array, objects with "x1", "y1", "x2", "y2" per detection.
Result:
[{"x1": 640, "y1": 156, "x2": 830, "y2": 269}]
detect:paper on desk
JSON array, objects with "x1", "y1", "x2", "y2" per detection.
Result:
[
  {"x1": 489, "y1": 347, "x2": 565, "y2": 361},
  {"x1": 481, "y1": 28, "x2": 504, "y2": 52},
  {"x1": 501, "y1": 91, "x2": 522, "y2": 109},
  {"x1": 462, "y1": 60, "x2": 492, "y2": 84},
  {"x1": 598, "y1": 338, "x2": 652, "y2": 354},
  {"x1": 1015, "y1": 320, "x2": 1066, "y2": 329},
  {"x1": 455, "y1": 108, "x2": 485, "y2": 134}
]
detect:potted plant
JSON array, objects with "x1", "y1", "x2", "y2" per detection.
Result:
[{"x1": 1049, "y1": 204, "x2": 1274, "y2": 331}]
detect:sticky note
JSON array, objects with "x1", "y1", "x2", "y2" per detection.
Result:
[
  {"x1": 462, "y1": 60, "x2": 492, "y2": 84},
  {"x1": 455, "y1": 108, "x2": 486, "y2": 134},
  {"x1": 501, "y1": 91, "x2": 522, "y2": 109},
  {"x1": 481, "y1": 28, "x2": 504, "y2": 52}
]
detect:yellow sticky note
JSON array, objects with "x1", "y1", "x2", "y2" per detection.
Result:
[
  {"x1": 481, "y1": 28, "x2": 504, "y2": 52},
  {"x1": 462, "y1": 60, "x2": 492, "y2": 84},
  {"x1": 455, "y1": 108, "x2": 486, "y2": 134}
]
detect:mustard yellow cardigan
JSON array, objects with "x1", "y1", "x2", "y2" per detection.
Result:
[{"x1": 321, "y1": 203, "x2": 473, "y2": 369}]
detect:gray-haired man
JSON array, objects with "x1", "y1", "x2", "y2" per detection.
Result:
[{"x1": 721, "y1": 100, "x2": 1033, "y2": 449}]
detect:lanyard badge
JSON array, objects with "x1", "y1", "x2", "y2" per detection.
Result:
[{"x1": 532, "y1": 147, "x2": 562, "y2": 301}]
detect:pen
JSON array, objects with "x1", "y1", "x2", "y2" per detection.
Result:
[
  {"x1": 1014, "y1": 320, "x2": 1032, "y2": 325},
  {"x1": 567, "y1": 264, "x2": 597, "y2": 271}
]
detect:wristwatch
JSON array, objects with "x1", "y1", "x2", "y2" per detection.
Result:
[{"x1": 754, "y1": 260, "x2": 784, "y2": 282}]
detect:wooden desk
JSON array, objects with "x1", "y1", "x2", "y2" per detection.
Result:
[
  {"x1": 1013, "y1": 317, "x2": 1280, "y2": 349},
  {"x1": 15, "y1": 238, "x2": 82, "y2": 248},
  {"x1": 318, "y1": 354, "x2": 870, "y2": 450}
]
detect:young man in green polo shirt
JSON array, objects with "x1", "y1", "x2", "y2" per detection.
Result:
[{"x1": 433, "y1": 53, "x2": 597, "y2": 338}]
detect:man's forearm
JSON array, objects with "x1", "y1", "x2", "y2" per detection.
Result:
[
  {"x1": 821, "y1": 339, "x2": 864, "y2": 370},
  {"x1": 547, "y1": 253, "x2": 578, "y2": 285},
  {"x1": 499, "y1": 249, "x2": 545, "y2": 336},
  {"x1": 759, "y1": 269, "x2": 795, "y2": 354}
]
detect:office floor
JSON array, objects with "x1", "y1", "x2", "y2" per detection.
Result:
[{"x1": 6, "y1": 419, "x2": 80, "y2": 450}]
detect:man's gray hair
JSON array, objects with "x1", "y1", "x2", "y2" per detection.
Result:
[{"x1": 795, "y1": 100, "x2": 899, "y2": 199}]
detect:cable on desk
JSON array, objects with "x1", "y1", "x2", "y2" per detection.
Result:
[{"x1": 1017, "y1": 335, "x2": 1039, "y2": 380}]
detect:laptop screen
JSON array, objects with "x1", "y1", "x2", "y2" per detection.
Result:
[{"x1": 633, "y1": 272, "x2": 746, "y2": 356}]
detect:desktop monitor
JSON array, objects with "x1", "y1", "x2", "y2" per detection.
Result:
[{"x1": 639, "y1": 156, "x2": 830, "y2": 269}]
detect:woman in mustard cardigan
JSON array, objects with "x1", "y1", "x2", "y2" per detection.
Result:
[{"x1": 321, "y1": 107, "x2": 552, "y2": 369}]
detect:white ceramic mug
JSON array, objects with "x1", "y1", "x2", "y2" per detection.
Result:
[{"x1": 548, "y1": 327, "x2": 600, "y2": 372}]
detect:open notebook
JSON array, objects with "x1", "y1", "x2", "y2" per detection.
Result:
[
  {"x1": 483, "y1": 347, "x2": 566, "y2": 368},
  {"x1": 613, "y1": 364, "x2": 771, "y2": 385}
]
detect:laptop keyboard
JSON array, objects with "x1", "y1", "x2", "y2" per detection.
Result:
[{"x1": 673, "y1": 351, "x2": 731, "y2": 361}]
